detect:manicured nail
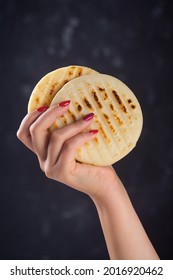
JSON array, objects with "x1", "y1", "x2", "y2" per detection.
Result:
[
  {"x1": 59, "y1": 100, "x2": 71, "y2": 107},
  {"x1": 37, "y1": 106, "x2": 49, "y2": 112},
  {"x1": 89, "y1": 129, "x2": 99, "y2": 135},
  {"x1": 82, "y1": 113, "x2": 94, "y2": 121}
]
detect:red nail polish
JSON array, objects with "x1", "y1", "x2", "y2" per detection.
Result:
[
  {"x1": 82, "y1": 113, "x2": 94, "y2": 121},
  {"x1": 59, "y1": 100, "x2": 71, "y2": 107},
  {"x1": 37, "y1": 106, "x2": 49, "y2": 112},
  {"x1": 89, "y1": 129, "x2": 99, "y2": 135}
]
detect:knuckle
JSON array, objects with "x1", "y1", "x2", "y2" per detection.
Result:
[
  {"x1": 44, "y1": 166, "x2": 52, "y2": 179},
  {"x1": 38, "y1": 160, "x2": 45, "y2": 173},
  {"x1": 44, "y1": 163, "x2": 63, "y2": 181},
  {"x1": 44, "y1": 161, "x2": 57, "y2": 179},
  {"x1": 29, "y1": 123, "x2": 39, "y2": 136},
  {"x1": 63, "y1": 139, "x2": 73, "y2": 150},
  {"x1": 16, "y1": 129, "x2": 22, "y2": 140},
  {"x1": 51, "y1": 130, "x2": 63, "y2": 142}
]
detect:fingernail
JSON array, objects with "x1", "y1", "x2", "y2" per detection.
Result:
[
  {"x1": 89, "y1": 129, "x2": 99, "y2": 135},
  {"x1": 82, "y1": 113, "x2": 94, "y2": 121},
  {"x1": 59, "y1": 100, "x2": 71, "y2": 107},
  {"x1": 37, "y1": 106, "x2": 49, "y2": 112}
]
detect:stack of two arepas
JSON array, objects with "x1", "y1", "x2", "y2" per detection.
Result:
[{"x1": 28, "y1": 65, "x2": 143, "y2": 166}]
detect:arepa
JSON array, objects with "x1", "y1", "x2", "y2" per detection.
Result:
[
  {"x1": 50, "y1": 73, "x2": 143, "y2": 166},
  {"x1": 28, "y1": 65, "x2": 96, "y2": 112}
]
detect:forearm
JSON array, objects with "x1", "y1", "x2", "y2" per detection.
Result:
[{"x1": 91, "y1": 181, "x2": 159, "y2": 260}]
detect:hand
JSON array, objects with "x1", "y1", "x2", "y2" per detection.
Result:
[
  {"x1": 17, "y1": 100, "x2": 159, "y2": 260},
  {"x1": 17, "y1": 101, "x2": 120, "y2": 198}
]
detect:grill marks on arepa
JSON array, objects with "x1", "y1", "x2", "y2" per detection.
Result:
[
  {"x1": 55, "y1": 81, "x2": 109, "y2": 162},
  {"x1": 50, "y1": 73, "x2": 143, "y2": 166},
  {"x1": 101, "y1": 79, "x2": 136, "y2": 140},
  {"x1": 96, "y1": 80, "x2": 129, "y2": 133},
  {"x1": 84, "y1": 82, "x2": 119, "y2": 147},
  {"x1": 28, "y1": 66, "x2": 96, "y2": 112},
  {"x1": 79, "y1": 82, "x2": 114, "y2": 159},
  {"x1": 86, "y1": 78, "x2": 131, "y2": 151},
  {"x1": 80, "y1": 82, "x2": 111, "y2": 147},
  {"x1": 71, "y1": 79, "x2": 129, "y2": 155}
]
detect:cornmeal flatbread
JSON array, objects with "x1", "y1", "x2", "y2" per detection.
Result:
[
  {"x1": 50, "y1": 73, "x2": 143, "y2": 166},
  {"x1": 28, "y1": 65, "x2": 96, "y2": 112}
]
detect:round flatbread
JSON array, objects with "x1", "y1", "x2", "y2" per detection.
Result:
[
  {"x1": 50, "y1": 73, "x2": 143, "y2": 166},
  {"x1": 28, "y1": 65, "x2": 96, "y2": 112}
]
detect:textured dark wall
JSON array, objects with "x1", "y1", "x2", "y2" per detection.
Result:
[{"x1": 0, "y1": 0, "x2": 173, "y2": 260}]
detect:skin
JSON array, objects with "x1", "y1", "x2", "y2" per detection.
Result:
[{"x1": 17, "y1": 101, "x2": 159, "y2": 260}]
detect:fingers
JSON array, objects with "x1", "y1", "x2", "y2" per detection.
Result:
[
  {"x1": 16, "y1": 108, "x2": 48, "y2": 151},
  {"x1": 46, "y1": 113, "x2": 95, "y2": 165},
  {"x1": 17, "y1": 99, "x2": 99, "y2": 187},
  {"x1": 45, "y1": 129, "x2": 99, "y2": 181},
  {"x1": 29, "y1": 102, "x2": 70, "y2": 160},
  {"x1": 60, "y1": 130, "x2": 99, "y2": 167}
]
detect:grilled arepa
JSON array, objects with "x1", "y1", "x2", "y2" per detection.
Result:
[
  {"x1": 28, "y1": 65, "x2": 96, "y2": 112},
  {"x1": 50, "y1": 73, "x2": 143, "y2": 166}
]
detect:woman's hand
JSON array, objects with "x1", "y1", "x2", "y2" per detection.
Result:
[
  {"x1": 17, "y1": 100, "x2": 120, "y2": 198},
  {"x1": 17, "y1": 100, "x2": 159, "y2": 260}
]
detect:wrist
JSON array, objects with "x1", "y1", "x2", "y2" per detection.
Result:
[{"x1": 90, "y1": 175, "x2": 127, "y2": 210}]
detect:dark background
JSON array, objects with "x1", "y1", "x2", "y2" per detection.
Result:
[{"x1": 0, "y1": 0, "x2": 173, "y2": 260}]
